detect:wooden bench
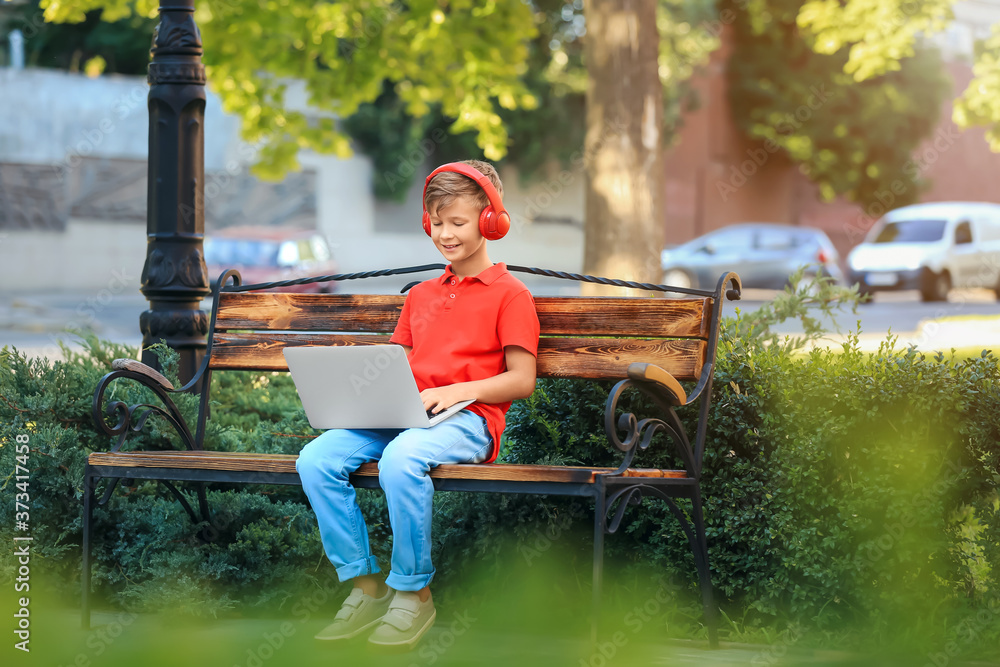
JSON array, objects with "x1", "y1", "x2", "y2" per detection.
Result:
[{"x1": 84, "y1": 264, "x2": 741, "y2": 646}]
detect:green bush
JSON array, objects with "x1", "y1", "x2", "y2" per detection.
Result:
[{"x1": 1, "y1": 277, "x2": 998, "y2": 656}]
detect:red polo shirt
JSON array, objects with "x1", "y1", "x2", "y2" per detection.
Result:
[{"x1": 389, "y1": 263, "x2": 540, "y2": 463}]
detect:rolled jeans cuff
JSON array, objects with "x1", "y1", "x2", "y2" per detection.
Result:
[
  {"x1": 335, "y1": 554, "x2": 380, "y2": 583},
  {"x1": 385, "y1": 569, "x2": 435, "y2": 592}
]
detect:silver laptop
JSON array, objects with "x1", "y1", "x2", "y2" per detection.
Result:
[{"x1": 283, "y1": 345, "x2": 475, "y2": 430}]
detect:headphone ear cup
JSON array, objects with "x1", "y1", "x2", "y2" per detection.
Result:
[
  {"x1": 479, "y1": 207, "x2": 510, "y2": 240},
  {"x1": 495, "y1": 211, "x2": 511, "y2": 239},
  {"x1": 422, "y1": 211, "x2": 432, "y2": 237},
  {"x1": 479, "y1": 206, "x2": 496, "y2": 240}
]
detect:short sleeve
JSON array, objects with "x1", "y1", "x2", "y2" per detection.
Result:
[
  {"x1": 389, "y1": 293, "x2": 413, "y2": 347},
  {"x1": 497, "y1": 289, "x2": 540, "y2": 357}
]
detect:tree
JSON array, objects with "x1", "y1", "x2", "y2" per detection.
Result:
[
  {"x1": 41, "y1": 0, "x2": 724, "y2": 287},
  {"x1": 791, "y1": 0, "x2": 1000, "y2": 153},
  {"x1": 11, "y1": 0, "x2": 155, "y2": 74},
  {"x1": 41, "y1": 0, "x2": 539, "y2": 177},
  {"x1": 954, "y1": 25, "x2": 1000, "y2": 151},
  {"x1": 796, "y1": 0, "x2": 954, "y2": 82},
  {"x1": 726, "y1": 0, "x2": 951, "y2": 209},
  {"x1": 581, "y1": 0, "x2": 665, "y2": 292}
]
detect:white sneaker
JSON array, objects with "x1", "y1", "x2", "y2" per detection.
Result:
[
  {"x1": 314, "y1": 587, "x2": 392, "y2": 641},
  {"x1": 367, "y1": 590, "x2": 437, "y2": 648}
]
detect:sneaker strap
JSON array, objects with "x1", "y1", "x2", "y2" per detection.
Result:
[
  {"x1": 333, "y1": 589, "x2": 367, "y2": 621},
  {"x1": 380, "y1": 595, "x2": 423, "y2": 631}
]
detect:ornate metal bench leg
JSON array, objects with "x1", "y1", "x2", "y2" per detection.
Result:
[
  {"x1": 591, "y1": 479, "x2": 606, "y2": 643},
  {"x1": 81, "y1": 470, "x2": 97, "y2": 630},
  {"x1": 691, "y1": 490, "x2": 719, "y2": 648}
]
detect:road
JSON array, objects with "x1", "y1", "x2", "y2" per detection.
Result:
[{"x1": 2, "y1": 284, "x2": 1000, "y2": 361}]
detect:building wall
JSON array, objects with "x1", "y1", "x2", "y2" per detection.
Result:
[
  {"x1": 662, "y1": 5, "x2": 1000, "y2": 260},
  {"x1": 0, "y1": 68, "x2": 584, "y2": 291}
]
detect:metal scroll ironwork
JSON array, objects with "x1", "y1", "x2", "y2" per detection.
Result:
[
  {"x1": 91, "y1": 370, "x2": 197, "y2": 453},
  {"x1": 603, "y1": 483, "x2": 698, "y2": 549},
  {"x1": 604, "y1": 379, "x2": 696, "y2": 477}
]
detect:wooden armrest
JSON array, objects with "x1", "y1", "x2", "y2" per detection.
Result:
[
  {"x1": 111, "y1": 358, "x2": 175, "y2": 391},
  {"x1": 627, "y1": 362, "x2": 686, "y2": 406}
]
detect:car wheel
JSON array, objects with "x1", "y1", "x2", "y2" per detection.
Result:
[
  {"x1": 662, "y1": 268, "x2": 696, "y2": 293},
  {"x1": 921, "y1": 270, "x2": 951, "y2": 302}
]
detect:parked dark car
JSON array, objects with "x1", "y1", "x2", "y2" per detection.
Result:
[
  {"x1": 660, "y1": 223, "x2": 843, "y2": 290},
  {"x1": 205, "y1": 227, "x2": 338, "y2": 292}
]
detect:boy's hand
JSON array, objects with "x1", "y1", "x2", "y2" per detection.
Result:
[{"x1": 420, "y1": 386, "x2": 473, "y2": 414}]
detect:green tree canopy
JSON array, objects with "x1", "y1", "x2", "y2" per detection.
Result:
[
  {"x1": 345, "y1": 0, "x2": 722, "y2": 202},
  {"x1": 10, "y1": 0, "x2": 154, "y2": 74},
  {"x1": 726, "y1": 0, "x2": 951, "y2": 207},
  {"x1": 792, "y1": 0, "x2": 1000, "y2": 154},
  {"x1": 797, "y1": 0, "x2": 954, "y2": 81},
  {"x1": 40, "y1": 0, "x2": 540, "y2": 178},
  {"x1": 954, "y1": 24, "x2": 1000, "y2": 151}
]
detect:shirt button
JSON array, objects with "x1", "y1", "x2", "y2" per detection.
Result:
[
  {"x1": 450, "y1": 294, "x2": 456, "y2": 298},
  {"x1": 450, "y1": 279, "x2": 456, "y2": 285}
]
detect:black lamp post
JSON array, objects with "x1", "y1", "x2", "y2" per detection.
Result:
[{"x1": 139, "y1": 0, "x2": 210, "y2": 386}]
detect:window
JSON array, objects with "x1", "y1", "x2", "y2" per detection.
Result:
[
  {"x1": 310, "y1": 236, "x2": 331, "y2": 262},
  {"x1": 954, "y1": 221, "x2": 973, "y2": 245},
  {"x1": 277, "y1": 241, "x2": 299, "y2": 267},
  {"x1": 297, "y1": 239, "x2": 317, "y2": 262},
  {"x1": 204, "y1": 239, "x2": 280, "y2": 267},
  {"x1": 703, "y1": 228, "x2": 754, "y2": 253},
  {"x1": 873, "y1": 219, "x2": 946, "y2": 243},
  {"x1": 757, "y1": 228, "x2": 796, "y2": 251}
]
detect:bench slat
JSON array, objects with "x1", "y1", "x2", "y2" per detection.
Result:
[
  {"x1": 87, "y1": 451, "x2": 688, "y2": 482},
  {"x1": 215, "y1": 294, "x2": 404, "y2": 333},
  {"x1": 537, "y1": 297, "x2": 710, "y2": 338},
  {"x1": 214, "y1": 293, "x2": 711, "y2": 339},
  {"x1": 208, "y1": 333, "x2": 706, "y2": 381}
]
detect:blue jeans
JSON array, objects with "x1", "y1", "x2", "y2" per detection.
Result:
[{"x1": 295, "y1": 410, "x2": 492, "y2": 591}]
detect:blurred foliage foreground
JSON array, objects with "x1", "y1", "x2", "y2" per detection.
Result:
[{"x1": 1, "y1": 278, "x2": 998, "y2": 662}]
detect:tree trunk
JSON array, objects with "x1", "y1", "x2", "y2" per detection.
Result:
[{"x1": 582, "y1": 0, "x2": 665, "y2": 295}]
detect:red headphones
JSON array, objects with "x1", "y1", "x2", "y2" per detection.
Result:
[{"x1": 421, "y1": 162, "x2": 511, "y2": 240}]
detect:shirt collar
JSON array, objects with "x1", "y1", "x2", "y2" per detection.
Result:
[{"x1": 440, "y1": 263, "x2": 507, "y2": 286}]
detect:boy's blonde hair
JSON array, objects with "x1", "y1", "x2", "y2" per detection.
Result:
[{"x1": 423, "y1": 160, "x2": 504, "y2": 218}]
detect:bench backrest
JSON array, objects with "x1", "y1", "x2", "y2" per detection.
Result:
[{"x1": 208, "y1": 293, "x2": 714, "y2": 382}]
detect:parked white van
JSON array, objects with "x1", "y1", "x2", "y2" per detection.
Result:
[{"x1": 846, "y1": 201, "x2": 1000, "y2": 301}]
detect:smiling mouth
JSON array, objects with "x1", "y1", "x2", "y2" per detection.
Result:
[{"x1": 442, "y1": 244, "x2": 460, "y2": 250}]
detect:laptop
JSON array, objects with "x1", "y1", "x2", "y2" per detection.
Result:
[{"x1": 282, "y1": 345, "x2": 475, "y2": 430}]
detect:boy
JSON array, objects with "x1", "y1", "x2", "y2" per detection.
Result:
[{"x1": 295, "y1": 160, "x2": 540, "y2": 648}]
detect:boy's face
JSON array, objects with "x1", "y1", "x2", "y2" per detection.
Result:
[{"x1": 427, "y1": 195, "x2": 487, "y2": 265}]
